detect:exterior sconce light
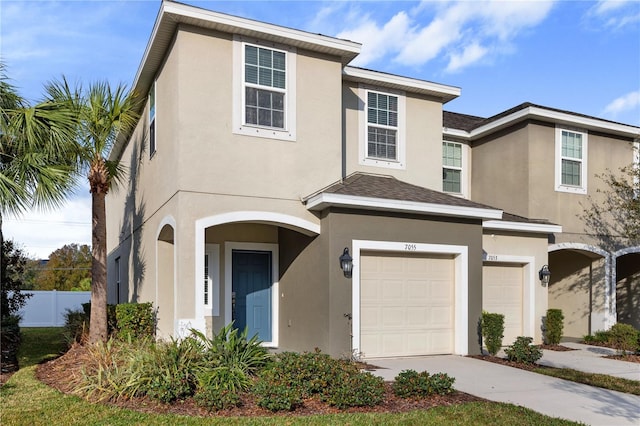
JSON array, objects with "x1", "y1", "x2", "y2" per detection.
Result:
[
  {"x1": 539, "y1": 265, "x2": 551, "y2": 287},
  {"x1": 339, "y1": 247, "x2": 353, "y2": 279}
]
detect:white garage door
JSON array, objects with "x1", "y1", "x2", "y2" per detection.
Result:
[
  {"x1": 360, "y1": 252, "x2": 455, "y2": 358},
  {"x1": 483, "y1": 263, "x2": 524, "y2": 346}
]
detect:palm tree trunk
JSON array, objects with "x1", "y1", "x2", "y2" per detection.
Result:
[{"x1": 88, "y1": 190, "x2": 108, "y2": 344}]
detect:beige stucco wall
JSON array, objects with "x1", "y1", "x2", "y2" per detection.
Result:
[
  {"x1": 482, "y1": 231, "x2": 550, "y2": 343},
  {"x1": 342, "y1": 82, "x2": 445, "y2": 189}
]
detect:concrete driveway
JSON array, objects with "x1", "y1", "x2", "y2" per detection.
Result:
[{"x1": 369, "y1": 354, "x2": 640, "y2": 426}]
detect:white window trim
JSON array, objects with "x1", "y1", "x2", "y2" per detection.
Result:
[
  {"x1": 149, "y1": 81, "x2": 157, "y2": 157},
  {"x1": 359, "y1": 85, "x2": 406, "y2": 170},
  {"x1": 351, "y1": 240, "x2": 468, "y2": 357},
  {"x1": 232, "y1": 35, "x2": 297, "y2": 142},
  {"x1": 204, "y1": 244, "x2": 220, "y2": 316},
  {"x1": 442, "y1": 140, "x2": 469, "y2": 197},
  {"x1": 115, "y1": 256, "x2": 121, "y2": 304},
  {"x1": 224, "y1": 242, "x2": 279, "y2": 348},
  {"x1": 555, "y1": 126, "x2": 588, "y2": 194}
]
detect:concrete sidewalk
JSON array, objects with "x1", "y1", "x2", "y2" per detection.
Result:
[
  {"x1": 369, "y1": 355, "x2": 640, "y2": 426},
  {"x1": 538, "y1": 342, "x2": 640, "y2": 381}
]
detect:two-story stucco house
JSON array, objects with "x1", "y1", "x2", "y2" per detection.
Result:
[
  {"x1": 443, "y1": 105, "x2": 640, "y2": 337},
  {"x1": 106, "y1": 1, "x2": 635, "y2": 359}
]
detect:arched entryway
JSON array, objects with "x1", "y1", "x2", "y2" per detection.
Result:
[
  {"x1": 548, "y1": 243, "x2": 611, "y2": 338},
  {"x1": 156, "y1": 218, "x2": 176, "y2": 339},
  {"x1": 614, "y1": 247, "x2": 640, "y2": 329}
]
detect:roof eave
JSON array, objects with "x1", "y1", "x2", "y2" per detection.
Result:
[
  {"x1": 343, "y1": 66, "x2": 460, "y2": 104},
  {"x1": 306, "y1": 193, "x2": 503, "y2": 220},
  {"x1": 483, "y1": 220, "x2": 562, "y2": 234}
]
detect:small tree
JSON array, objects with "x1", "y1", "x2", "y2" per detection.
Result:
[
  {"x1": 0, "y1": 240, "x2": 32, "y2": 319},
  {"x1": 544, "y1": 309, "x2": 564, "y2": 345},
  {"x1": 34, "y1": 243, "x2": 91, "y2": 291},
  {"x1": 481, "y1": 311, "x2": 504, "y2": 356}
]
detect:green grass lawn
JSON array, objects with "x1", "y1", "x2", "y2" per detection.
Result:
[
  {"x1": 0, "y1": 328, "x2": 582, "y2": 426},
  {"x1": 534, "y1": 367, "x2": 640, "y2": 395}
]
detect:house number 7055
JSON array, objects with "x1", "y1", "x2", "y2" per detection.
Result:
[{"x1": 404, "y1": 244, "x2": 417, "y2": 251}]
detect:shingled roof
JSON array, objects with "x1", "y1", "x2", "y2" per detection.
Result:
[
  {"x1": 444, "y1": 102, "x2": 638, "y2": 134},
  {"x1": 304, "y1": 173, "x2": 560, "y2": 232},
  {"x1": 304, "y1": 173, "x2": 503, "y2": 220}
]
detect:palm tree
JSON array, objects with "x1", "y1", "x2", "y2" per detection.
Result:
[
  {"x1": 0, "y1": 64, "x2": 78, "y2": 290},
  {"x1": 48, "y1": 79, "x2": 139, "y2": 344}
]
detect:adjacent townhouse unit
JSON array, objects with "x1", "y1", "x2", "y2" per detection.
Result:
[
  {"x1": 106, "y1": 1, "x2": 637, "y2": 359},
  {"x1": 442, "y1": 105, "x2": 640, "y2": 336}
]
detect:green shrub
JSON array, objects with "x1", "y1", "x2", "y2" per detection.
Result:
[
  {"x1": 325, "y1": 372, "x2": 385, "y2": 408},
  {"x1": 80, "y1": 302, "x2": 118, "y2": 336},
  {"x1": 115, "y1": 303, "x2": 155, "y2": 340},
  {"x1": 504, "y1": 336, "x2": 542, "y2": 364},
  {"x1": 254, "y1": 370, "x2": 303, "y2": 412},
  {"x1": 393, "y1": 370, "x2": 431, "y2": 398},
  {"x1": 429, "y1": 372, "x2": 456, "y2": 395},
  {"x1": 392, "y1": 369, "x2": 455, "y2": 398},
  {"x1": 193, "y1": 323, "x2": 271, "y2": 376},
  {"x1": 608, "y1": 323, "x2": 640, "y2": 355},
  {"x1": 62, "y1": 308, "x2": 89, "y2": 345},
  {"x1": 194, "y1": 365, "x2": 248, "y2": 411},
  {"x1": 481, "y1": 311, "x2": 505, "y2": 355},
  {"x1": 544, "y1": 309, "x2": 564, "y2": 345},
  {"x1": 0, "y1": 315, "x2": 22, "y2": 373}
]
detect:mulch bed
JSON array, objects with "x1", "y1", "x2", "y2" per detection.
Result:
[
  {"x1": 34, "y1": 345, "x2": 483, "y2": 418},
  {"x1": 538, "y1": 344, "x2": 576, "y2": 352}
]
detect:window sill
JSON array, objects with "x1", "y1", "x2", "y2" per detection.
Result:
[
  {"x1": 360, "y1": 157, "x2": 405, "y2": 170},
  {"x1": 555, "y1": 185, "x2": 587, "y2": 195},
  {"x1": 234, "y1": 125, "x2": 295, "y2": 142}
]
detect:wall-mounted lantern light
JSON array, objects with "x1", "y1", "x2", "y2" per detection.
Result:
[
  {"x1": 539, "y1": 265, "x2": 551, "y2": 287},
  {"x1": 339, "y1": 247, "x2": 353, "y2": 279}
]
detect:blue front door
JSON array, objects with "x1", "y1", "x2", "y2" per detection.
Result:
[{"x1": 232, "y1": 250, "x2": 272, "y2": 342}]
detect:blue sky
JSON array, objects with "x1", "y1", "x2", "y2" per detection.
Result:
[{"x1": 2, "y1": 0, "x2": 640, "y2": 258}]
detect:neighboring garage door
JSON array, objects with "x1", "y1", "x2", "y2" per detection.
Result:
[
  {"x1": 360, "y1": 252, "x2": 455, "y2": 358},
  {"x1": 483, "y1": 263, "x2": 524, "y2": 346}
]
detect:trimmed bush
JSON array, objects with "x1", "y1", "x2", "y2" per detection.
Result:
[
  {"x1": 115, "y1": 302, "x2": 155, "y2": 340},
  {"x1": 392, "y1": 369, "x2": 455, "y2": 398},
  {"x1": 504, "y1": 336, "x2": 542, "y2": 364},
  {"x1": 254, "y1": 370, "x2": 303, "y2": 411},
  {"x1": 544, "y1": 309, "x2": 564, "y2": 345},
  {"x1": 325, "y1": 372, "x2": 385, "y2": 408},
  {"x1": 63, "y1": 308, "x2": 89, "y2": 345},
  {"x1": 608, "y1": 323, "x2": 639, "y2": 355},
  {"x1": 80, "y1": 302, "x2": 118, "y2": 336},
  {"x1": 194, "y1": 367, "x2": 246, "y2": 411},
  {"x1": 481, "y1": 311, "x2": 505, "y2": 355}
]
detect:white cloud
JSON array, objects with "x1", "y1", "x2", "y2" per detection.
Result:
[
  {"x1": 332, "y1": 0, "x2": 555, "y2": 72},
  {"x1": 587, "y1": 0, "x2": 640, "y2": 30},
  {"x1": 446, "y1": 42, "x2": 489, "y2": 72},
  {"x1": 603, "y1": 90, "x2": 640, "y2": 117},
  {"x1": 337, "y1": 11, "x2": 412, "y2": 66}
]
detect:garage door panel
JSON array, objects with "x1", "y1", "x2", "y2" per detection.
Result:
[
  {"x1": 360, "y1": 252, "x2": 454, "y2": 358},
  {"x1": 483, "y1": 264, "x2": 523, "y2": 346}
]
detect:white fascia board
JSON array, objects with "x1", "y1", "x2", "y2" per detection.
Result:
[
  {"x1": 483, "y1": 220, "x2": 562, "y2": 234},
  {"x1": 470, "y1": 106, "x2": 639, "y2": 139},
  {"x1": 443, "y1": 128, "x2": 470, "y2": 139},
  {"x1": 343, "y1": 67, "x2": 460, "y2": 102},
  {"x1": 306, "y1": 193, "x2": 502, "y2": 220},
  {"x1": 164, "y1": 1, "x2": 361, "y2": 59}
]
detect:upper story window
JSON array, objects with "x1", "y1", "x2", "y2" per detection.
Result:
[
  {"x1": 442, "y1": 141, "x2": 462, "y2": 193},
  {"x1": 233, "y1": 37, "x2": 296, "y2": 141},
  {"x1": 149, "y1": 81, "x2": 156, "y2": 157},
  {"x1": 244, "y1": 45, "x2": 286, "y2": 129},
  {"x1": 555, "y1": 127, "x2": 588, "y2": 194},
  {"x1": 359, "y1": 87, "x2": 406, "y2": 169}
]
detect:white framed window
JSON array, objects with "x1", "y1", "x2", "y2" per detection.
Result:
[
  {"x1": 204, "y1": 244, "x2": 220, "y2": 316},
  {"x1": 555, "y1": 127, "x2": 588, "y2": 194},
  {"x1": 442, "y1": 141, "x2": 463, "y2": 194},
  {"x1": 149, "y1": 81, "x2": 156, "y2": 157},
  {"x1": 359, "y1": 86, "x2": 406, "y2": 169},
  {"x1": 233, "y1": 36, "x2": 296, "y2": 141}
]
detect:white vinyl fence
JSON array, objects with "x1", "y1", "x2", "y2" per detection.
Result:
[{"x1": 17, "y1": 290, "x2": 91, "y2": 327}]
